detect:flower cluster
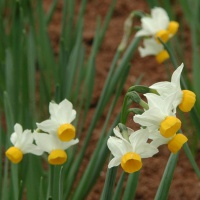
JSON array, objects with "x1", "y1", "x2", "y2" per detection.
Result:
[
  {"x1": 5, "y1": 99, "x2": 79, "y2": 165},
  {"x1": 135, "y1": 7, "x2": 179, "y2": 63},
  {"x1": 107, "y1": 64, "x2": 196, "y2": 173}
]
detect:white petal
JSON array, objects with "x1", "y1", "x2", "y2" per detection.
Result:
[
  {"x1": 138, "y1": 143, "x2": 158, "y2": 158},
  {"x1": 113, "y1": 127, "x2": 124, "y2": 140},
  {"x1": 138, "y1": 38, "x2": 163, "y2": 57},
  {"x1": 10, "y1": 132, "x2": 18, "y2": 145},
  {"x1": 162, "y1": 92, "x2": 180, "y2": 115},
  {"x1": 36, "y1": 119, "x2": 58, "y2": 133},
  {"x1": 49, "y1": 101, "x2": 59, "y2": 120},
  {"x1": 14, "y1": 123, "x2": 23, "y2": 135},
  {"x1": 135, "y1": 29, "x2": 152, "y2": 37},
  {"x1": 12, "y1": 123, "x2": 23, "y2": 143},
  {"x1": 57, "y1": 99, "x2": 76, "y2": 124},
  {"x1": 107, "y1": 137, "x2": 124, "y2": 157},
  {"x1": 144, "y1": 93, "x2": 164, "y2": 109},
  {"x1": 171, "y1": 63, "x2": 184, "y2": 88},
  {"x1": 141, "y1": 17, "x2": 158, "y2": 35},
  {"x1": 150, "y1": 138, "x2": 167, "y2": 147},
  {"x1": 33, "y1": 132, "x2": 54, "y2": 153},
  {"x1": 16, "y1": 130, "x2": 33, "y2": 148},
  {"x1": 150, "y1": 82, "x2": 174, "y2": 98},
  {"x1": 61, "y1": 138, "x2": 79, "y2": 150},
  {"x1": 134, "y1": 108, "x2": 163, "y2": 127},
  {"x1": 129, "y1": 128, "x2": 149, "y2": 150},
  {"x1": 108, "y1": 157, "x2": 121, "y2": 168},
  {"x1": 136, "y1": 17, "x2": 157, "y2": 37},
  {"x1": 113, "y1": 127, "x2": 133, "y2": 148},
  {"x1": 151, "y1": 7, "x2": 169, "y2": 30},
  {"x1": 136, "y1": 7, "x2": 169, "y2": 38},
  {"x1": 22, "y1": 144, "x2": 44, "y2": 155}
]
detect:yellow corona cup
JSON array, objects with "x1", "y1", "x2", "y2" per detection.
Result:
[
  {"x1": 48, "y1": 149, "x2": 67, "y2": 165},
  {"x1": 179, "y1": 90, "x2": 196, "y2": 112},
  {"x1": 167, "y1": 21, "x2": 179, "y2": 35},
  {"x1": 160, "y1": 116, "x2": 181, "y2": 138},
  {"x1": 6, "y1": 147, "x2": 23, "y2": 164},
  {"x1": 156, "y1": 50, "x2": 169, "y2": 63},
  {"x1": 121, "y1": 152, "x2": 142, "y2": 173},
  {"x1": 57, "y1": 124, "x2": 76, "y2": 141},
  {"x1": 155, "y1": 30, "x2": 170, "y2": 43},
  {"x1": 168, "y1": 134, "x2": 188, "y2": 153}
]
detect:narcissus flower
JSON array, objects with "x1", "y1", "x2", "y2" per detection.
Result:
[
  {"x1": 150, "y1": 130, "x2": 188, "y2": 154},
  {"x1": 150, "y1": 63, "x2": 196, "y2": 112},
  {"x1": 134, "y1": 93, "x2": 181, "y2": 138},
  {"x1": 33, "y1": 132, "x2": 79, "y2": 165},
  {"x1": 107, "y1": 126, "x2": 158, "y2": 173},
  {"x1": 5, "y1": 123, "x2": 43, "y2": 164},
  {"x1": 37, "y1": 99, "x2": 76, "y2": 142},
  {"x1": 138, "y1": 38, "x2": 169, "y2": 63},
  {"x1": 135, "y1": 7, "x2": 179, "y2": 42}
]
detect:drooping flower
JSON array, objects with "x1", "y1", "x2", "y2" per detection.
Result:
[
  {"x1": 138, "y1": 38, "x2": 169, "y2": 63},
  {"x1": 150, "y1": 63, "x2": 196, "y2": 112},
  {"x1": 33, "y1": 132, "x2": 79, "y2": 165},
  {"x1": 5, "y1": 123, "x2": 43, "y2": 164},
  {"x1": 36, "y1": 99, "x2": 76, "y2": 142},
  {"x1": 150, "y1": 130, "x2": 188, "y2": 154},
  {"x1": 133, "y1": 93, "x2": 181, "y2": 138},
  {"x1": 135, "y1": 7, "x2": 179, "y2": 43},
  {"x1": 107, "y1": 126, "x2": 158, "y2": 173}
]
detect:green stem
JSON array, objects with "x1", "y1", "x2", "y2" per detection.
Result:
[
  {"x1": 47, "y1": 165, "x2": 54, "y2": 200},
  {"x1": 100, "y1": 165, "x2": 118, "y2": 200},
  {"x1": 154, "y1": 153, "x2": 179, "y2": 200},
  {"x1": 183, "y1": 143, "x2": 200, "y2": 179}
]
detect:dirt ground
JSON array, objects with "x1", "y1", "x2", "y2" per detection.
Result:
[{"x1": 44, "y1": 0, "x2": 200, "y2": 199}]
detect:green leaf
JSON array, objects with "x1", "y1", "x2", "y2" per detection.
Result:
[{"x1": 154, "y1": 153, "x2": 179, "y2": 200}]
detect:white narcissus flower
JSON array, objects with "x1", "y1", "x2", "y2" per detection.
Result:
[
  {"x1": 5, "y1": 123, "x2": 43, "y2": 164},
  {"x1": 135, "y1": 7, "x2": 179, "y2": 43},
  {"x1": 107, "y1": 126, "x2": 158, "y2": 173},
  {"x1": 150, "y1": 130, "x2": 188, "y2": 154},
  {"x1": 150, "y1": 63, "x2": 196, "y2": 112},
  {"x1": 36, "y1": 99, "x2": 76, "y2": 142},
  {"x1": 33, "y1": 132, "x2": 79, "y2": 165},
  {"x1": 133, "y1": 93, "x2": 181, "y2": 138},
  {"x1": 138, "y1": 38, "x2": 169, "y2": 63}
]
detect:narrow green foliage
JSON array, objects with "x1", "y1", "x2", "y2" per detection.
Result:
[
  {"x1": 100, "y1": 164, "x2": 118, "y2": 200},
  {"x1": 154, "y1": 153, "x2": 179, "y2": 200},
  {"x1": 183, "y1": 143, "x2": 200, "y2": 179},
  {"x1": 1, "y1": 1, "x2": 200, "y2": 200},
  {"x1": 113, "y1": 172, "x2": 126, "y2": 200},
  {"x1": 122, "y1": 171, "x2": 140, "y2": 200}
]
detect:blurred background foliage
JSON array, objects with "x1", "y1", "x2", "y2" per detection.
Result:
[{"x1": 0, "y1": 0, "x2": 199, "y2": 199}]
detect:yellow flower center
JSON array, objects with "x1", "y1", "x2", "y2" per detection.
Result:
[
  {"x1": 160, "y1": 116, "x2": 181, "y2": 138},
  {"x1": 155, "y1": 30, "x2": 170, "y2": 43},
  {"x1": 168, "y1": 134, "x2": 188, "y2": 153},
  {"x1": 57, "y1": 123, "x2": 76, "y2": 141},
  {"x1": 6, "y1": 146, "x2": 23, "y2": 164},
  {"x1": 48, "y1": 149, "x2": 67, "y2": 165},
  {"x1": 121, "y1": 152, "x2": 142, "y2": 173},
  {"x1": 179, "y1": 90, "x2": 196, "y2": 112},
  {"x1": 167, "y1": 21, "x2": 179, "y2": 36},
  {"x1": 156, "y1": 50, "x2": 169, "y2": 64}
]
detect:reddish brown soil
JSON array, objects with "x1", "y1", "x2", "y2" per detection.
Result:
[{"x1": 44, "y1": 0, "x2": 200, "y2": 199}]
